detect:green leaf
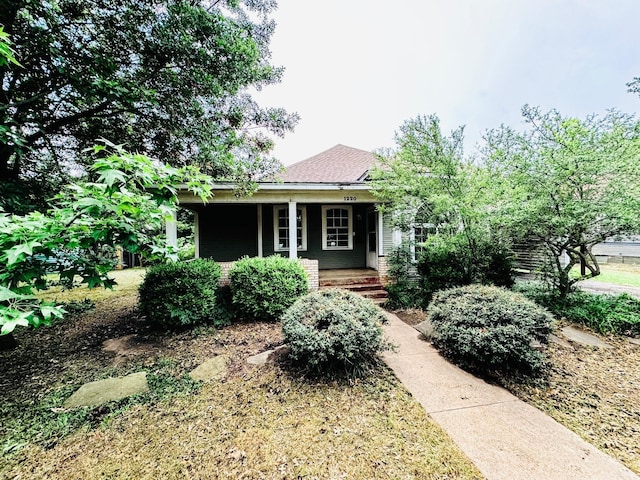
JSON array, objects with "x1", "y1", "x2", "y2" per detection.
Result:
[
  {"x1": 1, "y1": 317, "x2": 30, "y2": 335},
  {"x1": 97, "y1": 169, "x2": 127, "y2": 187},
  {"x1": 0, "y1": 286, "x2": 29, "y2": 302},
  {"x1": 39, "y1": 305, "x2": 66, "y2": 320},
  {"x1": 6, "y1": 241, "x2": 41, "y2": 265}
]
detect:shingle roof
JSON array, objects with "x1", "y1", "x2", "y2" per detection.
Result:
[{"x1": 280, "y1": 144, "x2": 378, "y2": 183}]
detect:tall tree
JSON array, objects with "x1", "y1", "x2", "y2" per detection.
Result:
[
  {"x1": 371, "y1": 114, "x2": 492, "y2": 253},
  {"x1": 1, "y1": 141, "x2": 215, "y2": 337},
  {"x1": 1, "y1": 0, "x2": 297, "y2": 211},
  {"x1": 484, "y1": 106, "x2": 640, "y2": 296}
]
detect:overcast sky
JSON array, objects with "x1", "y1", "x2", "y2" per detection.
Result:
[{"x1": 255, "y1": 0, "x2": 640, "y2": 165}]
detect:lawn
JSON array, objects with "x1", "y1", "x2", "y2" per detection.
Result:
[
  {"x1": 1, "y1": 269, "x2": 482, "y2": 479},
  {"x1": 573, "y1": 262, "x2": 640, "y2": 287}
]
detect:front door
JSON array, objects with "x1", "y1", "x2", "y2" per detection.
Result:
[{"x1": 366, "y1": 207, "x2": 378, "y2": 269}]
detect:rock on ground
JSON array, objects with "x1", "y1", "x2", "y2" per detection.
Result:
[
  {"x1": 560, "y1": 326, "x2": 612, "y2": 348},
  {"x1": 63, "y1": 372, "x2": 149, "y2": 408},
  {"x1": 189, "y1": 356, "x2": 227, "y2": 382}
]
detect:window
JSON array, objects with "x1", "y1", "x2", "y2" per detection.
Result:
[
  {"x1": 273, "y1": 205, "x2": 307, "y2": 251},
  {"x1": 322, "y1": 205, "x2": 353, "y2": 250},
  {"x1": 411, "y1": 223, "x2": 437, "y2": 261}
]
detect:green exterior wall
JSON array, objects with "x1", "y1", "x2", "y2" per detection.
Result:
[
  {"x1": 196, "y1": 204, "x2": 258, "y2": 261},
  {"x1": 196, "y1": 203, "x2": 370, "y2": 269}
]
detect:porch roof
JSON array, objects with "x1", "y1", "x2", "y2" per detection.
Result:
[{"x1": 178, "y1": 181, "x2": 376, "y2": 205}]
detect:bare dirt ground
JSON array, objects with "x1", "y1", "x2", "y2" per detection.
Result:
[{"x1": 394, "y1": 309, "x2": 640, "y2": 475}]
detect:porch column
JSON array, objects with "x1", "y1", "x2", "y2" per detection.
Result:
[
  {"x1": 288, "y1": 201, "x2": 298, "y2": 259},
  {"x1": 378, "y1": 210, "x2": 384, "y2": 254},
  {"x1": 257, "y1": 204, "x2": 263, "y2": 257},
  {"x1": 166, "y1": 209, "x2": 178, "y2": 252}
]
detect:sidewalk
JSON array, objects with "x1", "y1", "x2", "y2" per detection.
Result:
[{"x1": 381, "y1": 313, "x2": 639, "y2": 480}]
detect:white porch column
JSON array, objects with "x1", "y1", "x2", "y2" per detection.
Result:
[
  {"x1": 378, "y1": 210, "x2": 384, "y2": 255},
  {"x1": 166, "y1": 209, "x2": 178, "y2": 252},
  {"x1": 288, "y1": 201, "x2": 298, "y2": 259},
  {"x1": 257, "y1": 204, "x2": 263, "y2": 257}
]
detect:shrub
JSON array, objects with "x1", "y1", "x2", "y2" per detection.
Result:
[
  {"x1": 418, "y1": 236, "x2": 515, "y2": 304},
  {"x1": 428, "y1": 285, "x2": 554, "y2": 375},
  {"x1": 139, "y1": 259, "x2": 223, "y2": 328},
  {"x1": 515, "y1": 282, "x2": 640, "y2": 336},
  {"x1": 281, "y1": 289, "x2": 389, "y2": 376},
  {"x1": 418, "y1": 236, "x2": 472, "y2": 302},
  {"x1": 229, "y1": 256, "x2": 308, "y2": 322},
  {"x1": 476, "y1": 241, "x2": 515, "y2": 289},
  {"x1": 385, "y1": 245, "x2": 423, "y2": 309}
]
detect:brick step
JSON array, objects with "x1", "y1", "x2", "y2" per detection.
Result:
[
  {"x1": 325, "y1": 282, "x2": 385, "y2": 292},
  {"x1": 319, "y1": 276, "x2": 380, "y2": 287},
  {"x1": 319, "y1": 283, "x2": 388, "y2": 302},
  {"x1": 360, "y1": 290, "x2": 388, "y2": 299}
]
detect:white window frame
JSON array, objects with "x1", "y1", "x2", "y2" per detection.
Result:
[
  {"x1": 273, "y1": 205, "x2": 307, "y2": 252},
  {"x1": 322, "y1": 205, "x2": 353, "y2": 250},
  {"x1": 410, "y1": 222, "x2": 437, "y2": 262}
]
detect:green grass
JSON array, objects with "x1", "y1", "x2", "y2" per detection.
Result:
[
  {"x1": 37, "y1": 268, "x2": 146, "y2": 303},
  {"x1": 516, "y1": 281, "x2": 640, "y2": 336},
  {"x1": 571, "y1": 263, "x2": 640, "y2": 287}
]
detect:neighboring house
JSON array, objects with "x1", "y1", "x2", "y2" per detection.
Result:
[{"x1": 172, "y1": 145, "x2": 403, "y2": 287}]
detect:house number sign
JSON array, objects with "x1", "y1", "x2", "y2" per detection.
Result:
[{"x1": 343, "y1": 196, "x2": 357, "y2": 202}]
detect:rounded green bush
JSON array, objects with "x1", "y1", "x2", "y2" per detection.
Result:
[
  {"x1": 229, "y1": 256, "x2": 308, "y2": 322},
  {"x1": 427, "y1": 285, "x2": 553, "y2": 375},
  {"x1": 139, "y1": 259, "x2": 222, "y2": 328},
  {"x1": 281, "y1": 289, "x2": 388, "y2": 375}
]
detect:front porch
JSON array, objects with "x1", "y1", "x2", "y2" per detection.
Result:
[{"x1": 188, "y1": 201, "x2": 385, "y2": 271}]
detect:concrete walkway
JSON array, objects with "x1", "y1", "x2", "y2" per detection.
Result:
[{"x1": 381, "y1": 313, "x2": 639, "y2": 480}]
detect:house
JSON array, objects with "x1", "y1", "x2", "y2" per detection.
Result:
[{"x1": 171, "y1": 145, "x2": 402, "y2": 289}]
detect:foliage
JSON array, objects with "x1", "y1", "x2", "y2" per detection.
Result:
[
  {"x1": 428, "y1": 285, "x2": 554, "y2": 376},
  {"x1": 59, "y1": 298, "x2": 95, "y2": 317},
  {"x1": 484, "y1": 106, "x2": 640, "y2": 296},
  {"x1": 0, "y1": 286, "x2": 64, "y2": 335},
  {"x1": 417, "y1": 235, "x2": 474, "y2": 301},
  {"x1": 384, "y1": 244, "x2": 423, "y2": 309},
  {"x1": 418, "y1": 235, "x2": 514, "y2": 303},
  {"x1": 139, "y1": 259, "x2": 223, "y2": 328},
  {"x1": 229, "y1": 255, "x2": 308, "y2": 322},
  {"x1": 1, "y1": 0, "x2": 298, "y2": 211},
  {"x1": 370, "y1": 114, "x2": 493, "y2": 249},
  {"x1": 281, "y1": 289, "x2": 389, "y2": 376},
  {"x1": 515, "y1": 282, "x2": 640, "y2": 337},
  {"x1": 0, "y1": 26, "x2": 19, "y2": 67},
  {"x1": 370, "y1": 114, "x2": 514, "y2": 305},
  {"x1": 0, "y1": 142, "x2": 214, "y2": 335}
]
